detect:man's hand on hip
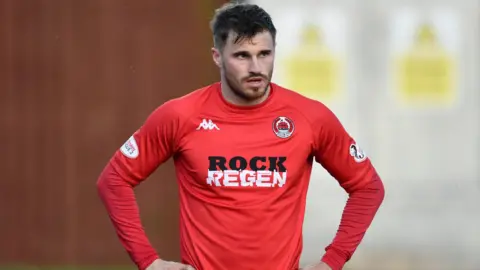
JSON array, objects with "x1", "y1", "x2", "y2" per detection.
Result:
[
  {"x1": 146, "y1": 259, "x2": 195, "y2": 270},
  {"x1": 301, "y1": 262, "x2": 333, "y2": 270}
]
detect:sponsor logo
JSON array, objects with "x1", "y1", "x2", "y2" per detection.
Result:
[
  {"x1": 206, "y1": 156, "x2": 287, "y2": 187},
  {"x1": 197, "y1": 119, "x2": 220, "y2": 130}
]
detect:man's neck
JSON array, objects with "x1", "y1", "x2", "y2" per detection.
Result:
[{"x1": 220, "y1": 79, "x2": 271, "y2": 107}]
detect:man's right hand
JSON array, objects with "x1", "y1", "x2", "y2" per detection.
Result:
[{"x1": 146, "y1": 259, "x2": 195, "y2": 270}]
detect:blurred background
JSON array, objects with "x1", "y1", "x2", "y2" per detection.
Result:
[{"x1": 1, "y1": 0, "x2": 479, "y2": 269}]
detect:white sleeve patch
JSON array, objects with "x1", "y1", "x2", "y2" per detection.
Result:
[
  {"x1": 349, "y1": 142, "x2": 367, "y2": 163},
  {"x1": 120, "y1": 135, "x2": 139, "y2": 159}
]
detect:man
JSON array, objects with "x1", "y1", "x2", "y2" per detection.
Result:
[{"x1": 97, "y1": 3, "x2": 385, "y2": 270}]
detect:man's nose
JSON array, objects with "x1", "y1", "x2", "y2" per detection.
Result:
[{"x1": 248, "y1": 58, "x2": 261, "y2": 74}]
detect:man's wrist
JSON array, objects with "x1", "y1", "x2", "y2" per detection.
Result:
[
  {"x1": 138, "y1": 254, "x2": 160, "y2": 270},
  {"x1": 321, "y1": 247, "x2": 348, "y2": 270}
]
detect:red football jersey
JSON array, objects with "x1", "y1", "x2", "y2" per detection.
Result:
[{"x1": 99, "y1": 82, "x2": 382, "y2": 270}]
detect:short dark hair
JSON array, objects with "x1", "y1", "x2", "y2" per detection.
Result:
[{"x1": 210, "y1": 3, "x2": 276, "y2": 49}]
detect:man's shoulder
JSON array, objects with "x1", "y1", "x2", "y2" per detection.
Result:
[
  {"x1": 151, "y1": 83, "x2": 217, "y2": 120},
  {"x1": 273, "y1": 83, "x2": 330, "y2": 115},
  {"x1": 166, "y1": 83, "x2": 216, "y2": 108}
]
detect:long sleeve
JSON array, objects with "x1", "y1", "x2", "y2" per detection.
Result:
[
  {"x1": 97, "y1": 164, "x2": 159, "y2": 269},
  {"x1": 97, "y1": 100, "x2": 180, "y2": 270},
  {"x1": 311, "y1": 103, "x2": 385, "y2": 270},
  {"x1": 320, "y1": 176, "x2": 384, "y2": 269}
]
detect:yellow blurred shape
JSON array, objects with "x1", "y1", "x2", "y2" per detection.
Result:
[
  {"x1": 283, "y1": 23, "x2": 343, "y2": 102},
  {"x1": 395, "y1": 23, "x2": 457, "y2": 108}
]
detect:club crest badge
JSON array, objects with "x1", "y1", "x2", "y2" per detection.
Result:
[{"x1": 272, "y1": 116, "x2": 295, "y2": 139}]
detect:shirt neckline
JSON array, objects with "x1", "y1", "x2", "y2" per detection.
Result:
[{"x1": 214, "y1": 81, "x2": 276, "y2": 113}]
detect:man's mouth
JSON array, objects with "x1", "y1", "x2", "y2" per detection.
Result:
[{"x1": 246, "y1": 77, "x2": 263, "y2": 83}]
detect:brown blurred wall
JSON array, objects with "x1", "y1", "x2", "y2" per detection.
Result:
[{"x1": 0, "y1": 0, "x2": 225, "y2": 266}]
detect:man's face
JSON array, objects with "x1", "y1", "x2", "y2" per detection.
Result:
[{"x1": 212, "y1": 31, "x2": 275, "y2": 101}]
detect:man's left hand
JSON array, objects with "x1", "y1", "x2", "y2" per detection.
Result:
[{"x1": 300, "y1": 262, "x2": 332, "y2": 270}]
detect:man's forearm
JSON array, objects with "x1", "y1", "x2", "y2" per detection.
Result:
[
  {"x1": 321, "y1": 174, "x2": 385, "y2": 270},
  {"x1": 97, "y1": 163, "x2": 159, "y2": 270}
]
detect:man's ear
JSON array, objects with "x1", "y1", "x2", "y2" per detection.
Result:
[{"x1": 211, "y1": 47, "x2": 222, "y2": 68}]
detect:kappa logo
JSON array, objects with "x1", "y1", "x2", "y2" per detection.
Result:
[
  {"x1": 120, "y1": 135, "x2": 139, "y2": 159},
  {"x1": 196, "y1": 119, "x2": 220, "y2": 130},
  {"x1": 272, "y1": 116, "x2": 294, "y2": 138}
]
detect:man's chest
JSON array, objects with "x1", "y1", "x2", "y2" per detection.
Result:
[{"x1": 175, "y1": 112, "x2": 313, "y2": 188}]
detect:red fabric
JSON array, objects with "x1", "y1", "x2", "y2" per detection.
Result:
[{"x1": 97, "y1": 82, "x2": 384, "y2": 270}]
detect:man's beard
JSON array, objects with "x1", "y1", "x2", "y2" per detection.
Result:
[{"x1": 224, "y1": 68, "x2": 272, "y2": 102}]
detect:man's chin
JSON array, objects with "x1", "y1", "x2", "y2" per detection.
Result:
[{"x1": 243, "y1": 88, "x2": 268, "y2": 100}]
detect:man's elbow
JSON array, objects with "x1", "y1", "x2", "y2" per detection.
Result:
[
  {"x1": 362, "y1": 173, "x2": 385, "y2": 206},
  {"x1": 376, "y1": 175, "x2": 385, "y2": 203},
  {"x1": 350, "y1": 173, "x2": 385, "y2": 204},
  {"x1": 96, "y1": 163, "x2": 113, "y2": 198},
  {"x1": 96, "y1": 162, "x2": 137, "y2": 192},
  {"x1": 96, "y1": 162, "x2": 127, "y2": 195}
]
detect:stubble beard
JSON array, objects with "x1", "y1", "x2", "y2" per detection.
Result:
[{"x1": 223, "y1": 67, "x2": 272, "y2": 103}]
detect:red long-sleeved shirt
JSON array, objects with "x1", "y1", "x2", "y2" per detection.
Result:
[{"x1": 97, "y1": 82, "x2": 385, "y2": 270}]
